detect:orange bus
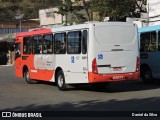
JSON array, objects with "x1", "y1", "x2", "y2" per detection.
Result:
[{"x1": 15, "y1": 22, "x2": 140, "y2": 91}]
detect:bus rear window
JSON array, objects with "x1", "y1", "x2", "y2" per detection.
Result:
[{"x1": 94, "y1": 26, "x2": 136, "y2": 45}]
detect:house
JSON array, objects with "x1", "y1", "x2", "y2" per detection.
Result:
[{"x1": 148, "y1": 0, "x2": 160, "y2": 26}]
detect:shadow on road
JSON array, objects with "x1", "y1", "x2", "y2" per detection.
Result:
[
  {"x1": 36, "y1": 80, "x2": 160, "y2": 93},
  {"x1": 1, "y1": 97, "x2": 160, "y2": 111}
]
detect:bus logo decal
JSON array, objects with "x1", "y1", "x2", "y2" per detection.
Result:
[
  {"x1": 98, "y1": 54, "x2": 103, "y2": 59},
  {"x1": 71, "y1": 56, "x2": 74, "y2": 63}
]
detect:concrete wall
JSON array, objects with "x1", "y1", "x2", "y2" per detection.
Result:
[
  {"x1": 148, "y1": 0, "x2": 160, "y2": 26},
  {"x1": 0, "y1": 33, "x2": 16, "y2": 42},
  {"x1": 39, "y1": 8, "x2": 64, "y2": 26},
  {"x1": 0, "y1": 33, "x2": 16, "y2": 65}
]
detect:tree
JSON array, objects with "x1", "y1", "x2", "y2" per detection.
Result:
[
  {"x1": 58, "y1": 0, "x2": 92, "y2": 24},
  {"x1": 90, "y1": 0, "x2": 147, "y2": 21},
  {"x1": 57, "y1": 0, "x2": 147, "y2": 23},
  {"x1": 0, "y1": 0, "x2": 61, "y2": 22},
  {"x1": 132, "y1": 0, "x2": 147, "y2": 18}
]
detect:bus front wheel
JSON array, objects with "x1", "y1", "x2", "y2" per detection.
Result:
[
  {"x1": 141, "y1": 67, "x2": 153, "y2": 83},
  {"x1": 24, "y1": 69, "x2": 37, "y2": 84},
  {"x1": 56, "y1": 70, "x2": 67, "y2": 91}
]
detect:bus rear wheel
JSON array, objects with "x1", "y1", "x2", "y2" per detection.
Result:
[
  {"x1": 141, "y1": 67, "x2": 153, "y2": 83},
  {"x1": 56, "y1": 70, "x2": 67, "y2": 91},
  {"x1": 24, "y1": 69, "x2": 37, "y2": 84}
]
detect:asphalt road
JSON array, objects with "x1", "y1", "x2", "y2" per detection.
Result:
[{"x1": 0, "y1": 66, "x2": 160, "y2": 112}]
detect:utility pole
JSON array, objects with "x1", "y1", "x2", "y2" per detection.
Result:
[
  {"x1": 147, "y1": 2, "x2": 150, "y2": 26},
  {"x1": 15, "y1": 14, "x2": 24, "y2": 32}
]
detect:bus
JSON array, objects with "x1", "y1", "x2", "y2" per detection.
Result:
[
  {"x1": 15, "y1": 22, "x2": 140, "y2": 91},
  {"x1": 138, "y1": 25, "x2": 160, "y2": 83}
]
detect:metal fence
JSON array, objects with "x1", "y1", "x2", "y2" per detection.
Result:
[{"x1": 0, "y1": 28, "x2": 29, "y2": 35}]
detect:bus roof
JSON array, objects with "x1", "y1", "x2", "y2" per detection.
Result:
[
  {"x1": 50, "y1": 22, "x2": 135, "y2": 32},
  {"x1": 16, "y1": 22, "x2": 135, "y2": 37},
  {"x1": 16, "y1": 28, "x2": 52, "y2": 37},
  {"x1": 138, "y1": 25, "x2": 160, "y2": 33}
]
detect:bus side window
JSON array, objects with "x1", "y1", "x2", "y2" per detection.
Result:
[
  {"x1": 148, "y1": 32, "x2": 156, "y2": 52},
  {"x1": 140, "y1": 32, "x2": 156, "y2": 52},
  {"x1": 32, "y1": 36, "x2": 43, "y2": 54},
  {"x1": 23, "y1": 37, "x2": 32, "y2": 54},
  {"x1": 43, "y1": 34, "x2": 53, "y2": 54},
  {"x1": 158, "y1": 31, "x2": 160, "y2": 51},
  {"x1": 140, "y1": 33, "x2": 148, "y2": 52},
  {"x1": 54, "y1": 33, "x2": 66, "y2": 54},
  {"x1": 67, "y1": 31, "x2": 81, "y2": 54},
  {"x1": 82, "y1": 30, "x2": 87, "y2": 54}
]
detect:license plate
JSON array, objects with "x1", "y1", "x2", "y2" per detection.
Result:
[
  {"x1": 112, "y1": 76, "x2": 124, "y2": 80},
  {"x1": 113, "y1": 67, "x2": 122, "y2": 71}
]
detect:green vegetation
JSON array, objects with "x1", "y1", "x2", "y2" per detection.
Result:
[
  {"x1": 89, "y1": 0, "x2": 147, "y2": 21},
  {"x1": 58, "y1": 0, "x2": 147, "y2": 23},
  {"x1": 0, "y1": 0, "x2": 147, "y2": 23},
  {"x1": 0, "y1": 0, "x2": 61, "y2": 22}
]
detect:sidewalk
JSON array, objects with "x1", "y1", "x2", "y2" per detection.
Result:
[{"x1": 0, "y1": 64, "x2": 13, "y2": 67}]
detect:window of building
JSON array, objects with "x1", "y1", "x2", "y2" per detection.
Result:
[
  {"x1": 54, "y1": 33, "x2": 66, "y2": 54},
  {"x1": 67, "y1": 31, "x2": 81, "y2": 54},
  {"x1": 23, "y1": 37, "x2": 32, "y2": 54},
  {"x1": 32, "y1": 36, "x2": 43, "y2": 54},
  {"x1": 82, "y1": 30, "x2": 87, "y2": 54},
  {"x1": 46, "y1": 12, "x2": 53, "y2": 18},
  {"x1": 43, "y1": 34, "x2": 53, "y2": 54},
  {"x1": 140, "y1": 31, "x2": 156, "y2": 52}
]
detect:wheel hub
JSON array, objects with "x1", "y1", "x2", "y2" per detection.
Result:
[{"x1": 58, "y1": 75, "x2": 63, "y2": 87}]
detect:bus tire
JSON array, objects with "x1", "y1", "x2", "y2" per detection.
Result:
[
  {"x1": 91, "y1": 82, "x2": 109, "y2": 90},
  {"x1": 24, "y1": 68, "x2": 37, "y2": 84},
  {"x1": 141, "y1": 66, "x2": 153, "y2": 83},
  {"x1": 56, "y1": 70, "x2": 66, "y2": 91}
]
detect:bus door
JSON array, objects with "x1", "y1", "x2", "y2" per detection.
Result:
[
  {"x1": 66, "y1": 30, "x2": 88, "y2": 83},
  {"x1": 15, "y1": 38, "x2": 23, "y2": 77},
  {"x1": 33, "y1": 34, "x2": 55, "y2": 80},
  {"x1": 42, "y1": 34, "x2": 55, "y2": 71}
]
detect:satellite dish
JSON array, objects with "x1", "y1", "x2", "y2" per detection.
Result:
[{"x1": 15, "y1": 14, "x2": 24, "y2": 20}]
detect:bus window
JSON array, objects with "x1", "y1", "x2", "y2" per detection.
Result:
[
  {"x1": 82, "y1": 30, "x2": 87, "y2": 54},
  {"x1": 158, "y1": 31, "x2": 160, "y2": 51},
  {"x1": 54, "y1": 33, "x2": 66, "y2": 54},
  {"x1": 67, "y1": 31, "x2": 81, "y2": 54},
  {"x1": 15, "y1": 43, "x2": 21, "y2": 59},
  {"x1": 32, "y1": 36, "x2": 43, "y2": 54},
  {"x1": 140, "y1": 32, "x2": 156, "y2": 52},
  {"x1": 43, "y1": 34, "x2": 53, "y2": 54},
  {"x1": 23, "y1": 37, "x2": 32, "y2": 54}
]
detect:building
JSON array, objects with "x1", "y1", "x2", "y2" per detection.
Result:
[
  {"x1": 39, "y1": 7, "x2": 89, "y2": 27},
  {"x1": 39, "y1": 0, "x2": 90, "y2": 27},
  {"x1": 132, "y1": 0, "x2": 160, "y2": 28},
  {"x1": 148, "y1": 0, "x2": 160, "y2": 26},
  {"x1": 39, "y1": 8, "x2": 64, "y2": 27}
]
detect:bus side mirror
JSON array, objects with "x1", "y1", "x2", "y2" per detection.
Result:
[{"x1": 15, "y1": 51, "x2": 21, "y2": 59}]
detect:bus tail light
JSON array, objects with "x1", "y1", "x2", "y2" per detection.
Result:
[
  {"x1": 136, "y1": 57, "x2": 140, "y2": 72},
  {"x1": 92, "y1": 58, "x2": 98, "y2": 74}
]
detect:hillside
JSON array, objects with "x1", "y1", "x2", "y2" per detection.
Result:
[{"x1": 0, "y1": 0, "x2": 61, "y2": 22}]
